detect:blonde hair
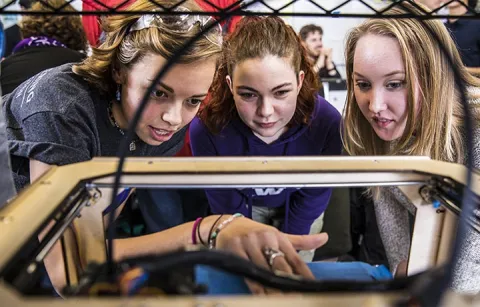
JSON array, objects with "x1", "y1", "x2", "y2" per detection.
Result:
[
  {"x1": 73, "y1": 0, "x2": 222, "y2": 96},
  {"x1": 342, "y1": 3, "x2": 480, "y2": 166}
]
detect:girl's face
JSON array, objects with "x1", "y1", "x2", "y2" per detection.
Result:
[
  {"x1": 227, "y1": 55, "x2": 304, "y2": 144},
  {"x1": 115, "y1": 52, "x2": 216, "y2": 146},
  {"x1": 353, "y1": 34, "x2": 419, "y2": 141}
]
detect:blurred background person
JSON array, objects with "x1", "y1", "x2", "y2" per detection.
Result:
[
  {"x1": 445, "y1": 0, "x2": 480, "y2": 76},
  {"x1": 299, "y1": 24, "x2": 341, "y2": 80},
  {"x1": 1, "y1": 0, "x2": 87, "y2": 95},
  {"x1": 415, "y1": 0, "x2": 444, "y2": 10},
  {"x1": 298, "y1": 23, "x2": 344, "y2": 104},
  {"x1": 3, "y1": 0, "x2": 32, "y2": 57}
]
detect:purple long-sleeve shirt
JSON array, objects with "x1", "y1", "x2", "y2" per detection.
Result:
[{"x1": 190, "y1": 95, "x2": 342, "y2": 235}]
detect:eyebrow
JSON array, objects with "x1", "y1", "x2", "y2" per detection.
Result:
[
  {"x1": 354, "y1": 70, "x2": 405, "y2": 78},
  {"x1": 147, "y1": 79, "x2": 175, "y2": 93},
  {"x1": 147, "y1": 80, "x2": 207, "y2": 98},
  {"x1": 236, "y1": 82, "x2": 293, "y2": 92},
  {"x1": 190, "y1": 93, "x2": 209, "y2": 98}
]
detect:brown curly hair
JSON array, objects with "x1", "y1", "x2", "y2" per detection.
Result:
[
  {"x1": 20, "y1": 0, "x2": 87, "y2": 51},
  {"x1": 199, "y1": 16, "x2": 319, "y2": 134}
]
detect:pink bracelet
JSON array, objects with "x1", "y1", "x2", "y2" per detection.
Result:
[{"x1": 192, "y1": 217, "x2": 203, "y2": 245}]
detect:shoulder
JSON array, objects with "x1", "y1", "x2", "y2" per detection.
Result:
[
  {"x1": 45, "y1": 47, "x2": 86, "y2": 62},
  {"x1": 46, "y1": 46, "x2": 86, "y2": 61},
  {"x1": 468, "y1": 87, "x2": 480, "y2": 104},
  {"x1": 189, "y1": 117, "x2": 214, "y2": 147},
  {"x1": 4, "y1": 64, "x2": 95, "y2": 121},
  {"x1": 190, "y1": 116, "x2": 237, "y2": 139},
  {"x1": 453, "y1": 18, "x2": 480, "y2": 35},
  {"x1": 311, "y1": 95, "x2": 342, "y2": 127},
  {"x1": 190, "y1": 116, "x2": 209, "y2": 133},
  {"x1": 466, "y1": 18, "x2": 480, "y2": 28},
  {"x1": 470, "y1": 88, "x2": 480, "y2": 168},
  {"x1": 189, "y1": 116, "x2": 213, "y2": 142},
  {"x1": 189, "y1": 116, "x2": 241, "y2": 152}
]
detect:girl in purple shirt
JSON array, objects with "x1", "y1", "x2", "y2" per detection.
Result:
[{"x1": 190, "y1": 16, "x2": 342, "y2": 236}]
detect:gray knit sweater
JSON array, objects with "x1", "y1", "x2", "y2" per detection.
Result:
[{"x1": 374, "y1": 94, "x2": 480, "y2": 294}]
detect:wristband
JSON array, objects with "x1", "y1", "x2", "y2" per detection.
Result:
[
  {"x1": 208, "y1": 213, "x2": 244, "y2": 249},
  {"x1": 191, "y1": 217, "x2": 203, "y2": 245}
]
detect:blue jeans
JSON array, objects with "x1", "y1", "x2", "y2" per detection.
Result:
[{"x1": 195, "y1": 262, "x2": 392, "y2": 295}]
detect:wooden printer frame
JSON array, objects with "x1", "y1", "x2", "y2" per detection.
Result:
[{"x1": 0, "y1": 156, "x2": 479, "y2": 306}]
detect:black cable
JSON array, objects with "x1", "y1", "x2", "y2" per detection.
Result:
[
  {"x1": 105, "y1": 0, "x2": 262, "y2": 278},
  {"x1": 0, "y1": 0, "x2": 477, "y2": 299},
  {"x1": 124, "y1": 249, "x2": 431, "y2": 293},
  {"x1": 60, "y1": 236, "x2": 71, "y2": 287},
  {"x1": 1, "y1": 0, "x2": 480, "y2": 18},
  {"x1": 42, "y1": 0, "x2": 475, "y2": 297},
  {"x1": 394, "y1": 3, "x2": 476, "y2": 306},
  {"x1": 438, "y1": 57, "x2": 475, "y2": 303}
]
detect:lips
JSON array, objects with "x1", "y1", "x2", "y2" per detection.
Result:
[
  {"x1": 256, "y1": 122, "x2": 276, "y2": 129},
  {"x1": 148, "y1": 126, "x2": 175, "y2": 142},
  {"x1": 372, "y1": 117, "x2": 393, "y2": 128}
]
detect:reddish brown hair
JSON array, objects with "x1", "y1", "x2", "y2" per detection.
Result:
[{"x1": 199, "y1": 16, "x2": 319, "y2": 133}]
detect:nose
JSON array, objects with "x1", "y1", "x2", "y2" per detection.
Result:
[
  {"x1": 161, "y1": 100, "x2": 183, "y2": 127},
  {"x1": 368, "y1": 89, "x2": 387, "y2": 114},
  {"x1": 256, "y1": 98, "x2": 274, "y2": 118}
]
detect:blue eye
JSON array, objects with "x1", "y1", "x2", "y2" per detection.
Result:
[
  {"x1": 386, "y1": 81, "x2": 405, "y2": 90},
  {"x1": 355, "y1": 81, "x2": 371, "y2": 91}
]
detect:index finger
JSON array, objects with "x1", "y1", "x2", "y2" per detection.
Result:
[{"x1": 278, "y1": 235, "x2": 315, "y2": 280}]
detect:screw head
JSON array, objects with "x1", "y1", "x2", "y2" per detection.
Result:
[{"x1": 0, "y1": 216, "x2": 14, "y2": 223}]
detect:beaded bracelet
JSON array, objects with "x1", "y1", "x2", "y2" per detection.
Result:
[
  {"x1": 206, "y1": 215, "x2": 224, "y2": 246},
  {"x1": 208, "y1": 213, "x2": 244, "y2": 249}
]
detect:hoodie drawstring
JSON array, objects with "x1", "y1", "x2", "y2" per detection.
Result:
[
  {"x1": 241, "y1": 121, "x2": 294, "y2": 232},
  {"x1": 282, "y1": 142, "x2": 291, "y2": 233},
  {"x1": 247, "y1": 195, "x2": 253, "y2": 219},
  {"x1": 284, "y1": 193, "x2": 291, "y2": 233}
]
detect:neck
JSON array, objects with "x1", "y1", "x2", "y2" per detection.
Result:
[
  {"x1": 448, "y1": 5, "x2": 468, "y2": 23},
  {"x1": 111, "y1": 101, "x2": 129, "y2": 131},
  {"x1": 254, "y1": 126, "x2": 288, "y2": 144}
]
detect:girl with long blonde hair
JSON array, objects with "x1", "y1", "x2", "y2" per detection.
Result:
[{"x1": 342, "y1": 3, "x2": 480, "y2": 293}]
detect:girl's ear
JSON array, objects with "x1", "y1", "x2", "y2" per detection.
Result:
[
  {"x1": 297, "y1": 70, "x2": 305, "y2": 94},
  {"x1": 226, "y1": 75, "x2": 233, "y2": 94},
  {"x1": 112, "y1": 67, "x2": 125, "y2": 84}
]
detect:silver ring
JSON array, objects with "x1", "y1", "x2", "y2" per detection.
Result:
[{"x1": 262, "y1": 247, "x2": 285, "y2": 267}]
